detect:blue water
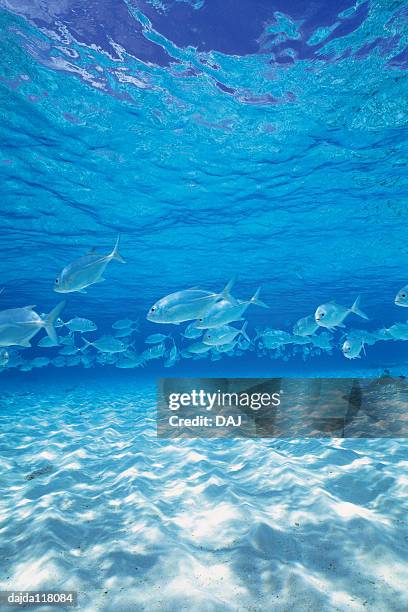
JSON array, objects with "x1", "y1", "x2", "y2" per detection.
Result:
[{"x1": 1, "y1": 1, "x2": 408, "y2": 610}]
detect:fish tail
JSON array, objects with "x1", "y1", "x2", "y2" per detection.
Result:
[
  {"x1": 351, "y1": 295, "x2": 369, "y2": 320},
  {"x1": 81, "y1": 338, "x2": 93, "y2": 352},
  {"x1": 250, "y1": 287, "x2": 269, "y2": 309},
  {"x1": 240, "y1": 321, "x2": 250, "y2": 343},
  {"x1": 44, "y1": 301, "x2": 66, "y2": 345},
  {"x1": 111, "y1": 234, "x2": 126, "y2": 263}
]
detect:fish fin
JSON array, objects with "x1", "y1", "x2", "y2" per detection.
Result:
[
  {"x1": 23, "y1": 305, "x2": 36, "y2": 310},
  {"x1": 78, "y1": 289, "x2": 87, "y2": 294},
  {"x1": 362, "y1": 343, "x2": 366, "y2": 356},
  {"x1": 111, "y1": 234, "x2": 126, "y2": 264},
  {"x1": 338, "y1": 324, "x2": 346, "y2": 328},
  {"x1": 220, "y1": 276, "x2": 236, "y2": 301},
  {"x1": 240, "y1": 321, "x2": 250, "y2": 343},
  {"x1": 44, "y1": 301, "x2": 66, "y2": 345},
  {"x1": 250, "y1": 287, "x2": 269, "y2": 309},
  {"x1": 95, "y1": 278, "x2": 106, "y2": 283},
  {"x1": 351, "y1": 295, "x2": 369, "y2": 320}
]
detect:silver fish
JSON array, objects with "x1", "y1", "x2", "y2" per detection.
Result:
[
  {"x1": 195, "y1": 287, "x2": 268, "y2": 329},
  {"x1": 65, "y1": 317, "x2": 97, "y2": 333},
  {"x1": 82, "y1": 335, "x2": 127, "y2": 354},
  {"x1": 112, "y1": 317, "x2": 135, "y2": 330},
  {"x1": 293, "y1": 314, "x2": 319, "y2": 337},
  {"x1": 203, "y1": 322, "x2": 249, "y2": 346},
  {"x1": 0, "y1": 302, "x2": 65, "y2": 347},
  {"x1": 147, "y1": 278, "x2": 236, "y2": 324},
  {"x1": 54, "y1": 235, "x2": 125, "y2": 293},
  {"x1": 342, "y1": 338, "x2": 365, "y2": 359},
  {"x1": 315, "y1": 296, "x2": 368, "y2": 329}
]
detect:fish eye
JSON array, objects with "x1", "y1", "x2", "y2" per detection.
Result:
[
  {"x1": 402, "y1": 293, "x2": 406, "y2": 298},
  {"x1": 321, "y1": 312, "x2": 325, "y2": 317},
  {"x1": 55, "y1": 278, "x2": 59, "y2": 284},
  {"x1": 151, "y1": 306, "x2": 156, "y2": 312}
]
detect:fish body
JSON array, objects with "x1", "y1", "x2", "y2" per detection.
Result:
[
  {"x1": 145, "y1": 333, "x2": 171, "y2": 344},
  {"x1": 315, "y1": 296, "x2": 368, "y2": 329},
  {"x1": 114, "y1": 327, "x2": 134, "y2": 338},
  {"x1": 387, "y1": 323, "x2": 408, "y2": 341},
  {"x1": 195, "y1": 287, "x2": 268, "y2": 329},
  {"x1": 59, "y1": 345, "x2": 80, "y2": 356},
  {"x1": 54, "y1": 235, "x2": 125, "y2": 293},
  {"x1": 31, "y1": 357, "x2": 50, "y2": 368},
  {"x1": 37, "y1": 336, "x2": 58, "y2": 348},
  {"x1": 187, "y1": 341, "x2": 211, "y2": 354},
  {"x1": 65, "y1": 317, "x2": 97, "y2": 333},
  {"x1": 112, "y1": 318, "x2": 135, "y2": 330},
  {"x1": 0, "y1": 302, "x2": 65, "y2": 347},
  {"x1": 293, "y1": 314, "x2": 319, "y2": 337},
  {"x1": 147, "y1": 279, "x2": 235, "y2": 324},
  {"x1": 141, "y1": 343, "x2": 166, "y2": 360},
  {"x1": 203, "y1": 322, "x2": 249, "y2": 346},
  {"x1": 257, "y1": 329, "x2": 293, "y2": 349},
  {"x1": 182, "y1": 321, "x2": 202, "y2": 339},
  {"x1": 82, "y1": 335, "x2": 126, "y2": 354},
  {"x1": 342, "y1": 338, "x2": 365, "y2": 359}
]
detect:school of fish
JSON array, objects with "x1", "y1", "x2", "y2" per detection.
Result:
[{"x1": 0, "y1": 236, "x2": 407, "y2": 372}]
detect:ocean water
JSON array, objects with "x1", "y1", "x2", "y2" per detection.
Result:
[{"x1": 1, "y1": 1, "x2": 408, "y2": 610}]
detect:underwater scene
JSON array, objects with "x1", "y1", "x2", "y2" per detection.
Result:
[{"x1": 1, "y1": 0, "x2": 408, "y2": 610}]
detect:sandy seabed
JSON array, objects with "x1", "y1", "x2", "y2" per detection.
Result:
[{"x1": 0, "y1": 376, "x2": 407, "y2": 612}]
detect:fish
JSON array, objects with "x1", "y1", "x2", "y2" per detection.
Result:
[
  {"x1": 256, "y1": 329, "x2": 293, "y2": 349},
  {"x1": 203, "y1": 322, "x2": 249, "y2": 346},
  {"x1": 30, "y1": 357, "x2": 50, "y2": 368},
  {"x1": 51, "y1": 356, "x2": 66, "y2": 368},
  {"x1": 387, "y1": 322, "x2": 408, "y2": 341},
  {"x1": 116, "y1": 356, "x2": 145, "y2": 368},
  {"x1": 145, "y1": 333, "x2": 171, "y2": 344},
  {"x1": 59, "y1": 334, "x2": 76, "y2": 346},
  {"x1": 315, "y1": 296, "x2": 368, "y2": 329},
  {"x1": 141, "y1": 343, "x2": 166, "y2": 360},
  {"x1": 0, "y1": 349, "x2": 9, "y2": 366},
  {"x1": 59, "y1": 345, "x2": 80, "y2": 356},
  {"x1": 293, "y1": 314, "x2": 319, "y2": 337},
  {"x1": 54, "y1": 235, "x2": 125, "y2": 293},
  {"x1": 65, "y1": 317, "x2": 97, "y2": 333},
  {"x1": 187, "y1": 341, "x2": 212, "y2": 354},
  {"x1": 65, "y1": 355, "x2": 81, "y2": 366},
  {"x1": 195, "y1": 287, "x2": 268, "y2": 329},
  {"x1": 310, "y1": 332, "x2": 333, "y2": 350},
  {"x1": 342, "y1": 338, "x2": 365, "y2": 359},
  {"x1": 114, "y1": 327, "x2": 134, "y2": 338},
  {"x1": 0, "y1": 302, "x2": 66, "y2": 347},
  {"x1": 395, "y1": 285, "x2": 408, "y2": 307},
  {"x1": 147, "y1": 278, "x2": 236, "y2": 324},
  {"x1": 181, "y1": 321, "x2": 202, "y2": 339},
  {"x1": 112, "y1": 317, "x2": 135, "y2": 330},
  {"x1": 82, "y1": 335, "x2": 127, "y2": 354}
]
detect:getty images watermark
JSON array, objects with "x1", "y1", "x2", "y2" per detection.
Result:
[{"x1": 157, "y1": 376, "x2": 408, "y2": 438}]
